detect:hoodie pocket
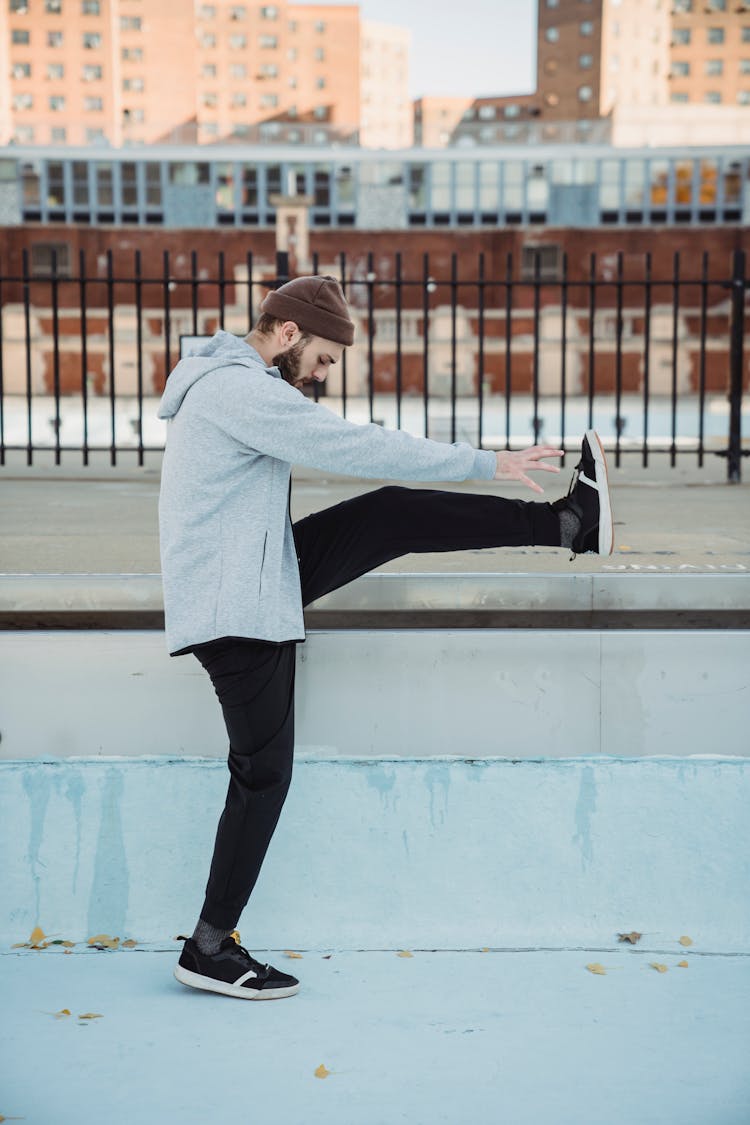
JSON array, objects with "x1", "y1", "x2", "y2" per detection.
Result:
[{"x1": 258, "y1": 530, "x2": 268, "y2": 597}]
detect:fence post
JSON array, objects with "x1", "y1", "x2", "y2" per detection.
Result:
[
  {"x1": 727, "y1": 249, "x2": 746, "y2": 484},
  {"x1": 275, "y1": 250, "x2": 290, "y2": 287}
]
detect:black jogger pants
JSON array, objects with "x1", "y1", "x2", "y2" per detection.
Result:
[{"x1": 193, "y1": 485, "x2": 561, "y2": 930}]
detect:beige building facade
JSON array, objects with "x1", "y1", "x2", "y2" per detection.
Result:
[{"x1": 360, "y1": 20, "x2": 411, "y2": 149}]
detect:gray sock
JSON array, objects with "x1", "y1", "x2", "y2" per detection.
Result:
[
  {"x1": 192, "y1": 916, "x2": 231, "y2": 955},
  {"x1": 558, "y1": 507, "x2": 581, "y2": 549}
]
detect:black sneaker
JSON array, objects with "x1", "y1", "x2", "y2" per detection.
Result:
[
  {"x1": 552, "y1": 430, "x2": 614, "y2": 556},
  {"x1": 174, "y1": 937, "x2": 300, "y2": 1001}
]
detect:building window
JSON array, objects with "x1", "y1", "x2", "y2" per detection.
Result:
[
  {"x1": 83, "y1": 31, "x2": 101, "y2": 48},
  {"x1": 260, "y1": 93, "x2": 278, "y2": 107},
  {"x1": 705, "y1": 59, "x2": 723, "y2": 76},
  {"x1": 737, "y1": 89, "x2": 750, "y2": 104},
  {"x1": 672, "y1": 61, "x2": 690, "y2": 76},
  {"x1": 121, "y1": 16, "x2": 141, "y2": 30},
  {"x1": 741, "y1": 59, "x2": 750, "y2": 74},
  {"x1": 580, "y1": 20, "x2": 594, "y2": 35},
  {"x1": 200, "y1": 33, "x2": 216, "y2": 48},
  {"x1": 123, "y1": 107, "x2": 144, "y2": 122},
  {"x1": 546, "y1": 0, "x2": 559, "y2": 6},
  {"x1": 705, "y1": 0, "x2": 725, "y2": 9},
  {"x1": 48, "y1": 30, "x2": 64, "y2": 46},
  {"x1": 13, "y1": 93, "x2": 33, "y2": 110},
  {"x1": 45, "y1": 0, "x2": 62, "y2": 13},
  {"x1": 288, "y1": 18, "x2": 297, "y2": 31},
  {"x1": 231, "y1": 63, "x2": 248, "y2": 78},
  {"x1": 169, "y1": 163, "x2": 210, "y2": 187},
  {"x1": 260, "y1": 34, "x2": 278, "y2": 47},
  {"x1": 202, "y1": 123, "x2": 219, "y2": 137},
  {"x1": 84, "y1": 96, "x2": 102, "y2": 111},
  {"x1": 198, "y1": 4, "x2": 215, "y2": 16},
  {"x1": 122, "y1": 47, "x2": 143, "y2": 60},
  {"x1": 230, "y1": 5, "x2": 246, "y2": 18},
  {"x1": 672, "y1": 27, "x2": 690, "y2": 44},
  {"x1": 315, "y1": 46, "x2": 325, "y2": 60},
  {"x1": 202, "y1": 63, "x2": 217, "y2": 77},
  {"x1": 49, "y1": 95, "x2": 66, "y2": 111},
  {"x1": 315, "y1": 76, "x2": 326, "y2": 88},
  {"x1": 230, "y1": 34, "x2": 247, "y2": 48},
  {"x1": 201, "y1": 92, "x2": 218, "y2": 107},
  {"x1": 670, "y1": 92, "x2": 689, "y2": 103},
  {"x1": 579, "y1": 53, "x2": 593, "y2": 68},
  {"x1": 478, "y1": 105, "x2": 496, "y2": 119},
  {"x1": 743, "y1": 27, "x2": 750, "y2": 42},
  {"x1": 14, "y1": 125, "x2": 34, "y2": 143},
  {"x1": 13, "y1": 62, "x2": 31, "y2": 77},
  {"x1": 31, "y1": 242, "x2": 72, "y2": 277},
  {"x1": 86, "y1": 127, "x2": 105, "y2": 142},
  {"x1": 707, "y1": 27, "x2": 724, "y2": 43},
  {"x1": 261, "y1": 5, "x2": 278, "y2": 16},
  {"x1": 578, "y1": 84, "x2": 593, "y2": 101},
  {"x1": 314, "y1": 19, "x2": 325, "y2": 31},
  {"x1": 83, "y1": 64, "x2": 101, "y2": 81},
  {"x1": 51, "y1": 126, "x2": 66, "y2": 142},
  {"x1": 10, "y1": 0, "x2": 29, "y2": 10},
  {"x1": 704, "y1": 90, "x2": 722, "y2": 103},
  {"x1": 123, "y1": 77, "x2": 144, "y2": 91},
  {"x1": 12, "y1": 29, "x2": 30, "y2": 43},
  {"x1": 313, "y1": 105, "x2": 327, "y2": 119},
  {"x1": 545, "y1": 27, "x2": 559, "y2": 42},
  {"x1": 231, "y1": 92, "x2": 247, "y2": 107},
  {"x1": 673, "y1": 0, "x2": 692, "y2": 9},
  {"x1": 82, "y1": 0, "x2": 100, "y2": 12},
  {"x1": 287, "y1": 47, "x2": 298, "y2": 60},
  {"x1": 288, "y1": 75, "x2": 297, "y2": 88},
  {"x1": 504, "y1": 104, "x2": 521, "y2": 117}
]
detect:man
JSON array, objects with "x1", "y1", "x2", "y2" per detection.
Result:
[{"x1": 158, "y1": 275, "x2": 613, "y2": 1002}]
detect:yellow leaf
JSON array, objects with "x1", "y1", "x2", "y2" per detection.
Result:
[
  {"x1": 121, "y1": 940, "x2": 138, "y2": 948},
  {"x1": 78, "y1": 1013, "x2": 103, "y2": 1020},
  {"x1": 650, "y1": 962, "x2": 668, "y2": 973},
  {"x1": 617, "y1": 931, "x2": 642, "y2": 945},
  {"x1": 397, "y1": 950, "x2": 413, "y2": 958},
  {"x1": 314, "y1": 1064, "x2": 331, "y2": 1079},
  {"x1": 53, "y1": 1009, "x2": 71, "y2": 1019},
  {"x1": 480, "y1": 947, "x2": 490, "y2": 953},
  {"x1": 677, "y1": 960, "x2": 689, "y2": 968},
  {"x1": 284, "y1": 950, "x2": 303, "y2": 959},
  {"x1": 87, "y1": 935, "x2": 119, "y2": 950},
  {"x1": 230, "y1": 931, "x2": 242, "y2": 945},
  {"x1": 61, "y1": 941, "x2": 75, "y2": 948},
  {"x1": 11, "y1": 943, "x2": 28, "y2": 949},
  {"x1": 29, "y1": 926, "x2": 46, "y2": 947},
  {"x1": 586, "y1": 963, "x2": 607, "y2": 975},
  {"x1": 678, "y1": 936, "x2": 693, "y2": 947}
]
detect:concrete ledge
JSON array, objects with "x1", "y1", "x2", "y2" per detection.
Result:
[
  {"x1": 2, "y1": 571, "x2": 749, "y2": 629},
  {"x1": 2, "y1": 755, "x2": 748, "y2": 952}
]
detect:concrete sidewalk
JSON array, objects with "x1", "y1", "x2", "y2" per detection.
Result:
[
  {"x1": 2, "y1": 944, "x2": 749, "y2": 1125},
  {"x1": 1, "y1": 456, "x2": 749, "y2": 575}
]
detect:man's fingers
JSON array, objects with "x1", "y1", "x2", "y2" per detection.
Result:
[{"x1": 519, "y1": 473, "x2": 544, "y2": 494}]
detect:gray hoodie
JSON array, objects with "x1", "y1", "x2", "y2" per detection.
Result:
[{"x1": 157, "y1": 330, "x2": 497, "y2": 655}]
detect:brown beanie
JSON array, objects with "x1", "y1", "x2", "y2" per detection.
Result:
[{"x1": 260, "y1": 275, "x2": 355, "y2": 346}]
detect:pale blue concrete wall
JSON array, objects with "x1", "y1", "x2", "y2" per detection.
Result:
[{"x1": 2, "y1": 756, "x2": 748, "y2": 952}]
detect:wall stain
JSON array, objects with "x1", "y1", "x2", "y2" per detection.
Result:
[
  {"x1": 87, "y1": 768, "x2": 129, "y2": 939},
  {"x1": 572, "y1": 765, "x2": 597, "y2": 869},
  {"x1": 22, "y1": 768, "x2": 51, "y2": 926}
]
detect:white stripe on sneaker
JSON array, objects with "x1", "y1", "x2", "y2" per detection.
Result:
[{"x1": 233, "y1": 968, "x2": 260, "y2": 988}]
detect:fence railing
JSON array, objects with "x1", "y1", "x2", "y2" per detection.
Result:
[{"x1": 0, "y1": 247, "x2": 746, "y2": 480}]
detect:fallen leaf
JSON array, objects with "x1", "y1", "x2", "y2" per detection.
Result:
[
  {"x1": 61, "y1": 941, "x2": 75, "y2": 948},
  {"x1": 314, "y1": 1064, "x2": 331, "y2": 1079},
  {"x1": 617, "y1": 932, "x2": 642, "y2": 945},
  {"x1": 121, "y1": 940, "x2": 138, "y2": 949},
  {"x1": 679, "y1": 936, "x2": 693, "y2": 947},
  {"x1": 650, "y1": 962, "x2": 668, "y2": 973},
  {"x1": 64, "y1": 950, "x2": 72, "y2": 955},
  {"x1": 29, "y1": 926, "x2": 46, "y2": 947},
  {"x1": 397, "y1": 950, "x2": 413, "y2": 958},
  {"x1": 87, "y1": 935, "x2": 119, "y2": 950},
  {"x1": 78, "y1": 1013, "x2": 103, "y2": 1020},
  {"x1": 284, "y1": 950, "x2": 303, "y2": 959},
  {"x1": 53, "y1": 1009, "x2": 71, "y2": 1019},
  {"x1": 230, "y1": 931, "x2": 242, "y2": 945},
  {"x1": 480, "y1": 947, "x2": 490, "y2": 953},
  {"x1": 11, "y1": 943, "x2": 27, "y2": 949},
  {"x1": 586, "y1": 963, "x2": 607, "y2": 975},
  {"x1": 677, "y1": 960, "x2": 689, "y2": 968},
  {"x1": 322, "y1": 954, "x2": 332, "y2": 960}
]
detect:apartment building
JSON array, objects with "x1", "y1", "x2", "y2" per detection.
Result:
[
  {"x1": 670, "y1": 0, "x2": 750, "y2": 107},
  {"x1": 1, "y1": 0, "x2": 365, "y2": 147},
  {"x1": 360, "y1": 20, "x2": 411, "y2": 149}
]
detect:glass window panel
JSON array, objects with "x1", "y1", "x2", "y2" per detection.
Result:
[
  {"x1": 314, "y1": 164, "x2": 330, "y2": 206},
  {"x1": 242, "y1": 164, "x2": 258, "y2": 207},
  {"x1": 599, "y1": 159, "x2": 621, "y2": 209},
  {"x1": 95, "y1": 162, "x2": 113, "y2": 206},
  {"x1": 266, "y1": 164, "x2": 282, "y2": 200},
  {"x1": 408, "y1": 164, "x2": 426, "y2": 209},
  {"x1": 122, "y1": 162, "x2": 137, "y2": 207},
  {"x1": 72, "y1": 160, "x2": 89, "y2": 205},
  {"x1": 431, "y1": 161, "x2": 451, "y2": 210},
  {"x1": 168, "y1": 162, "x2": 209, "y2": 186},
  {"x1": 337, "y1": 165, "x2": 355, "y2": 210},
  {"x1": 502, "y1": 161, "x2": 524, "y2": 210},
  {"x1": 455, "y1": 162, "x2": 475, "y2": 209},
  {"x1": 22, "y1": 161, "x2": 41, "y2": 207},
  {"x1": 648, "y1": 159, "x2": 668, "y2": 206},
  {"x1": 674, "y1": 160, "x2": 693, "y2": 206},
  {"x1": 216, "y1": 163, "x2": 234, "y2": 210},
  {"x1": 145, "y1": 163, "x2": 161, "y2": 206},
  {"x1": 527, "y1": 167, "x2": 549, "y2": 210},
  {"x1": 723, "y1": 161, "x2": 742, "y2": 204},
  {"x1": 479, "y1": 162, "x2": 499, "y2": 210},
  {"x1": 699, "y1": 158, "x2": 718, "y2": 204},
  {"x1": 47, "y1": 161, "x2": 66, "y2": 206}
]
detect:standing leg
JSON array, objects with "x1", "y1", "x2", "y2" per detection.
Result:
[
  {"x1": 293, "y1": 485, "x2": 561, "y2": 608},
  {"x1": 192, "y1": 637, "x2": 296, "y2": 933}
]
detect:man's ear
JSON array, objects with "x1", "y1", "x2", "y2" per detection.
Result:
[{"x1": 279, "y1": 320, "x2": 301, "y2": 348}]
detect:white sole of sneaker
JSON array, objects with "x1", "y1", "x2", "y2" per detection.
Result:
[
  {"x1": 585, "y1": 429, "x2": 614, "y2": 556},
  {"x1": 173, "y1": 963, "x2": 300, "y2": 1000}
]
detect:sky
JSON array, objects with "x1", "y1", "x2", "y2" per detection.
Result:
[{"x1": 293, "y1": 0, "x2": 538, "y2": 101}]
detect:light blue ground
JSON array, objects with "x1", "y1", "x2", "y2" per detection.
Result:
[{"x1": 2, "y1": 945, "x2": 749, "y2": 1125}]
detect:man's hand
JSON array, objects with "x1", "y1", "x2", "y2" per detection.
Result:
[{"x1": 494, "y1": 445, "x2": 564, "y2": 494}]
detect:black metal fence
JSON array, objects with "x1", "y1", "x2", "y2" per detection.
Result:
[{"x1": 0, "y1": 246, "x2": 746, "y2": 480}]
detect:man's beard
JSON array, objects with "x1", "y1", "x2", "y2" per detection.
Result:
[{"x1": 273, "y1": 339, "x2": 308, "y2": 387}]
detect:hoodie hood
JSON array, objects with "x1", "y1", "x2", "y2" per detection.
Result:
[{"x1": 158, "y1": 330, "x2": 277, "y2": 419}]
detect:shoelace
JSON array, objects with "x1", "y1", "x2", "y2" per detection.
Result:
[{"x1": 229, "y1": 941, "x2": 271, "y2": 978}]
